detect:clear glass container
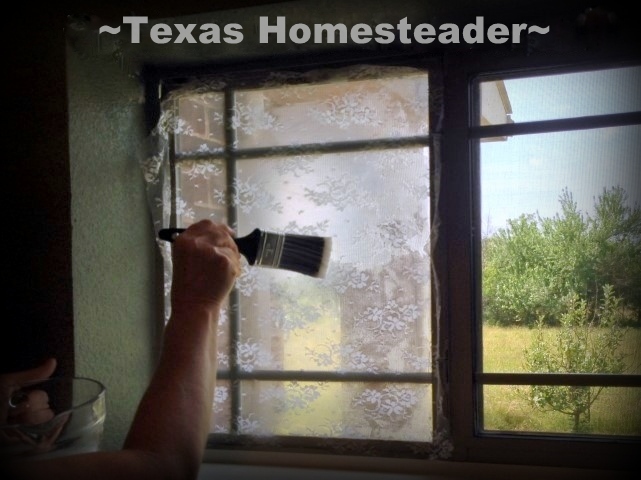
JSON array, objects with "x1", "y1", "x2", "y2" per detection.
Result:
[{"x1": 1, "y1": 376, "x2": 106, "y2": 459}]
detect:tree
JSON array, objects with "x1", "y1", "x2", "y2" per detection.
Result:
[
  {"x1": 483, "y1": 187, "x2": 641, "y2": 326},
  {"x1": 589, "y1": 187, "x2": 641, "y2": 323},
  {"x1": 524, "y1": 285, "x2": 627, "y2": 432},
  {"x1": 482, "y1": 213, "x2": 561, "y2": 326},
  {"x1": 482, "y1": 187, "x2": 638, "y2": 432}
]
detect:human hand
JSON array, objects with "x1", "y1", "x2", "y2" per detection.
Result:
[
  {"x1": 1, "y1": 358, "x2": 57, "y2": 427},
  {"x1": 0, "y1": 358, "x2": 68, "y2": 455},
  {"x1": 170, "y1": 220, "x2": 241, "y2": 313}
]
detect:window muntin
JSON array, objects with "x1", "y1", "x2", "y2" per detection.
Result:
[
  {"x1": 476, "y1": 65, "x2": 641, "y2": 437},
  {"x1": 158, "y1": 66, "x2": 439, "y2": 451}
]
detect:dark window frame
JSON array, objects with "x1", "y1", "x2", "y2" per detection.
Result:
[{"x1": 142, "y1": 40, "x2": 641, "y2": 471}]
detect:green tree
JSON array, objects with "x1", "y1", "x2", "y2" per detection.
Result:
[
  {"x1": 524, "y1": 285, "x2": 626, "y2": 432},
  {"x1": 483, "y1": 187, "x2": 641, "y2": 326},
  {"x1": 483, "y1": 213, "x2": 560, "y2": 326},
  {"x1": 589, "y1": 187, "x2": 641, "y2": 323}
]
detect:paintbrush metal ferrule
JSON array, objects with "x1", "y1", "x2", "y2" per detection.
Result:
[{"x1": 255, "y1": 231, "x2": 285, "y2": 269}]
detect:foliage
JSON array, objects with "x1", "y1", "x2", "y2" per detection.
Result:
[
  {"x1": 482, "y1": 325, "x2": 641, "y2": 435},
  {"x1": 483, "y1": 187, "x2": 641, "y2": 327},
  {"x1": 482, "y1": 187, "x2": 639, "y2": 431},
  {"x1": 523, "y1": 285, "x2": 627, "y2": 432}
]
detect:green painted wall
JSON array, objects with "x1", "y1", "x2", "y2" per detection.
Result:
[{"x1": 67, "y1": 47, "x2": 159, "y2": 450}]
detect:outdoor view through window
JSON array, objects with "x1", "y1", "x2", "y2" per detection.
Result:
[{"x1": 479, "y1": 65, "x2": 641, "y2": 436}]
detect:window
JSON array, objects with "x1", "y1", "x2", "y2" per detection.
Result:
[
  {"x1": 141, "y1": 46, "x2": 640, "y2": 472},
  {"x1": 475, "y1": 65, "x2": 641, "y2": 437},
  {"x1": 475, "y1": 62, "x2": 641, "y2": 437},
  {"x1": 439, "y1": 58, "x2": 641, "y2": 469},
  {"x1": 144, "y1": 64, "x2": 447, "y2": 457}
]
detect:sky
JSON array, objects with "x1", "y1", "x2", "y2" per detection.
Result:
[{"x1": 480, "y1": 65, "x2": 641, "y2": 235}]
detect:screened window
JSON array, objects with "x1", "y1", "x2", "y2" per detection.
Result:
[
  {"x1": 143, "y1": 65, "x2": 447, "y2": 456},
  {"x1": 474, "y1": 65, "x2": 641, "y2": 437}
]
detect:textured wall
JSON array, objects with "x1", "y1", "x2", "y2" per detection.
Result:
[{"x1": 66, "y1": 45, "x2": 159, "y2": 450}]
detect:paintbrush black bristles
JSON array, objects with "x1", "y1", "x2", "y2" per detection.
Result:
[
  {"x1": 255, "y1": 230, "x2": 332, "y2": 278},
  {"x1": 157, "y1": 227, "x2": 332, "y2": 278}
]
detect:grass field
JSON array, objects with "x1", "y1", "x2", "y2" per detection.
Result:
[
  {"x1": 482, "y1": 325, "x2": 641, "y2": 435},
  {"x1": 219, "y1": 326, "x2": 641, "y2": 438}
]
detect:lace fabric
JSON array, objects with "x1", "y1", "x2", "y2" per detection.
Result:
[{"x1": 140, "y1": 64, "x2": 451, "y2": 458}]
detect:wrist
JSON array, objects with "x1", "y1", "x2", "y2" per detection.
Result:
[{"x1": 169, "y1": 301, "x2": 222, "y2": 324}]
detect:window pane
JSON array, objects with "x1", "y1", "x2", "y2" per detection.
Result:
[
  {"x1": 210, "y1": 380, "x2": 232, "y2": 434},
  {"x1": 238, "y1": 381, "x2": 432, "y2": 441},
  {"x1": 233, "y1": 73, "x2": 429, "y2": 148},
  {"x1": 482, "y1": 385, "x2": 641, "y2": 436},
  {"x1": 483, "y1": 325, "x2": 641, "y2": 374},
  {"x1": 479, "y1": 66, "x2": 641, "y2": 125},
  {"x1": 175, "y1": 94, "x2": 225, "y2": 154},
  {"x1": 176, "y1": 160, "x2": 232, "y2": 362},
  {"x1": 232, "y1": 150, "x2": 431, "y2": 375},
  {"x1": 481, "y1": 126, "x2": 641, "y2": 376},
  {"x1": 176, "y1": 159, "x2": 227, "y2": 225}
]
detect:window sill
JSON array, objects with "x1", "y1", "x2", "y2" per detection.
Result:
[{"x1": 200, "y1": 451, "x2": 632, "y2": 480}]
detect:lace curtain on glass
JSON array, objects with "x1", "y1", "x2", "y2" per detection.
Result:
[{"x1": 140, "y1": 64, "x2": 450, "y2": 458}]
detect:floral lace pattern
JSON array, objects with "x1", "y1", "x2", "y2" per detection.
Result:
[{"x1": 141, "y1": 64, "x2": 450, "y2": 458}]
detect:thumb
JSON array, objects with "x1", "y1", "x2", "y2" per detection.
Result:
[{"x1": 4, "y1": 358, "x2": 57, "y2": 386}]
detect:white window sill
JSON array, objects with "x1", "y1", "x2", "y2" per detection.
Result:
[
  {"x1": 199, "y1": 453, "x2": 629, "y2": 480},
  {"x1": 198, "y1": 463, "x2": 436, "y2": 480}
]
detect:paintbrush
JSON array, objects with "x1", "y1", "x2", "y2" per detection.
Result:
[{"x1": 158, "y1": 227, "x2": 332, "y2": 278}]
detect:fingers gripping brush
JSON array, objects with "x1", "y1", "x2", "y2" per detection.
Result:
[{"x1": 158, "y1": 228, "x2": 332, "y2": 279}]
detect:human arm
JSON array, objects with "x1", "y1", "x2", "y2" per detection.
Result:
[
  {"x1": 120, "y1": 219, "x2": 241, "y2": 477},
  {"x1": 9, "y1": 220, "x2": 241, "y2": 480}
]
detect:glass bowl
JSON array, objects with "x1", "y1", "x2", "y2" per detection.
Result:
[{"x1": 1, "y1": 376, "x2": 106, "y2": 459}]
